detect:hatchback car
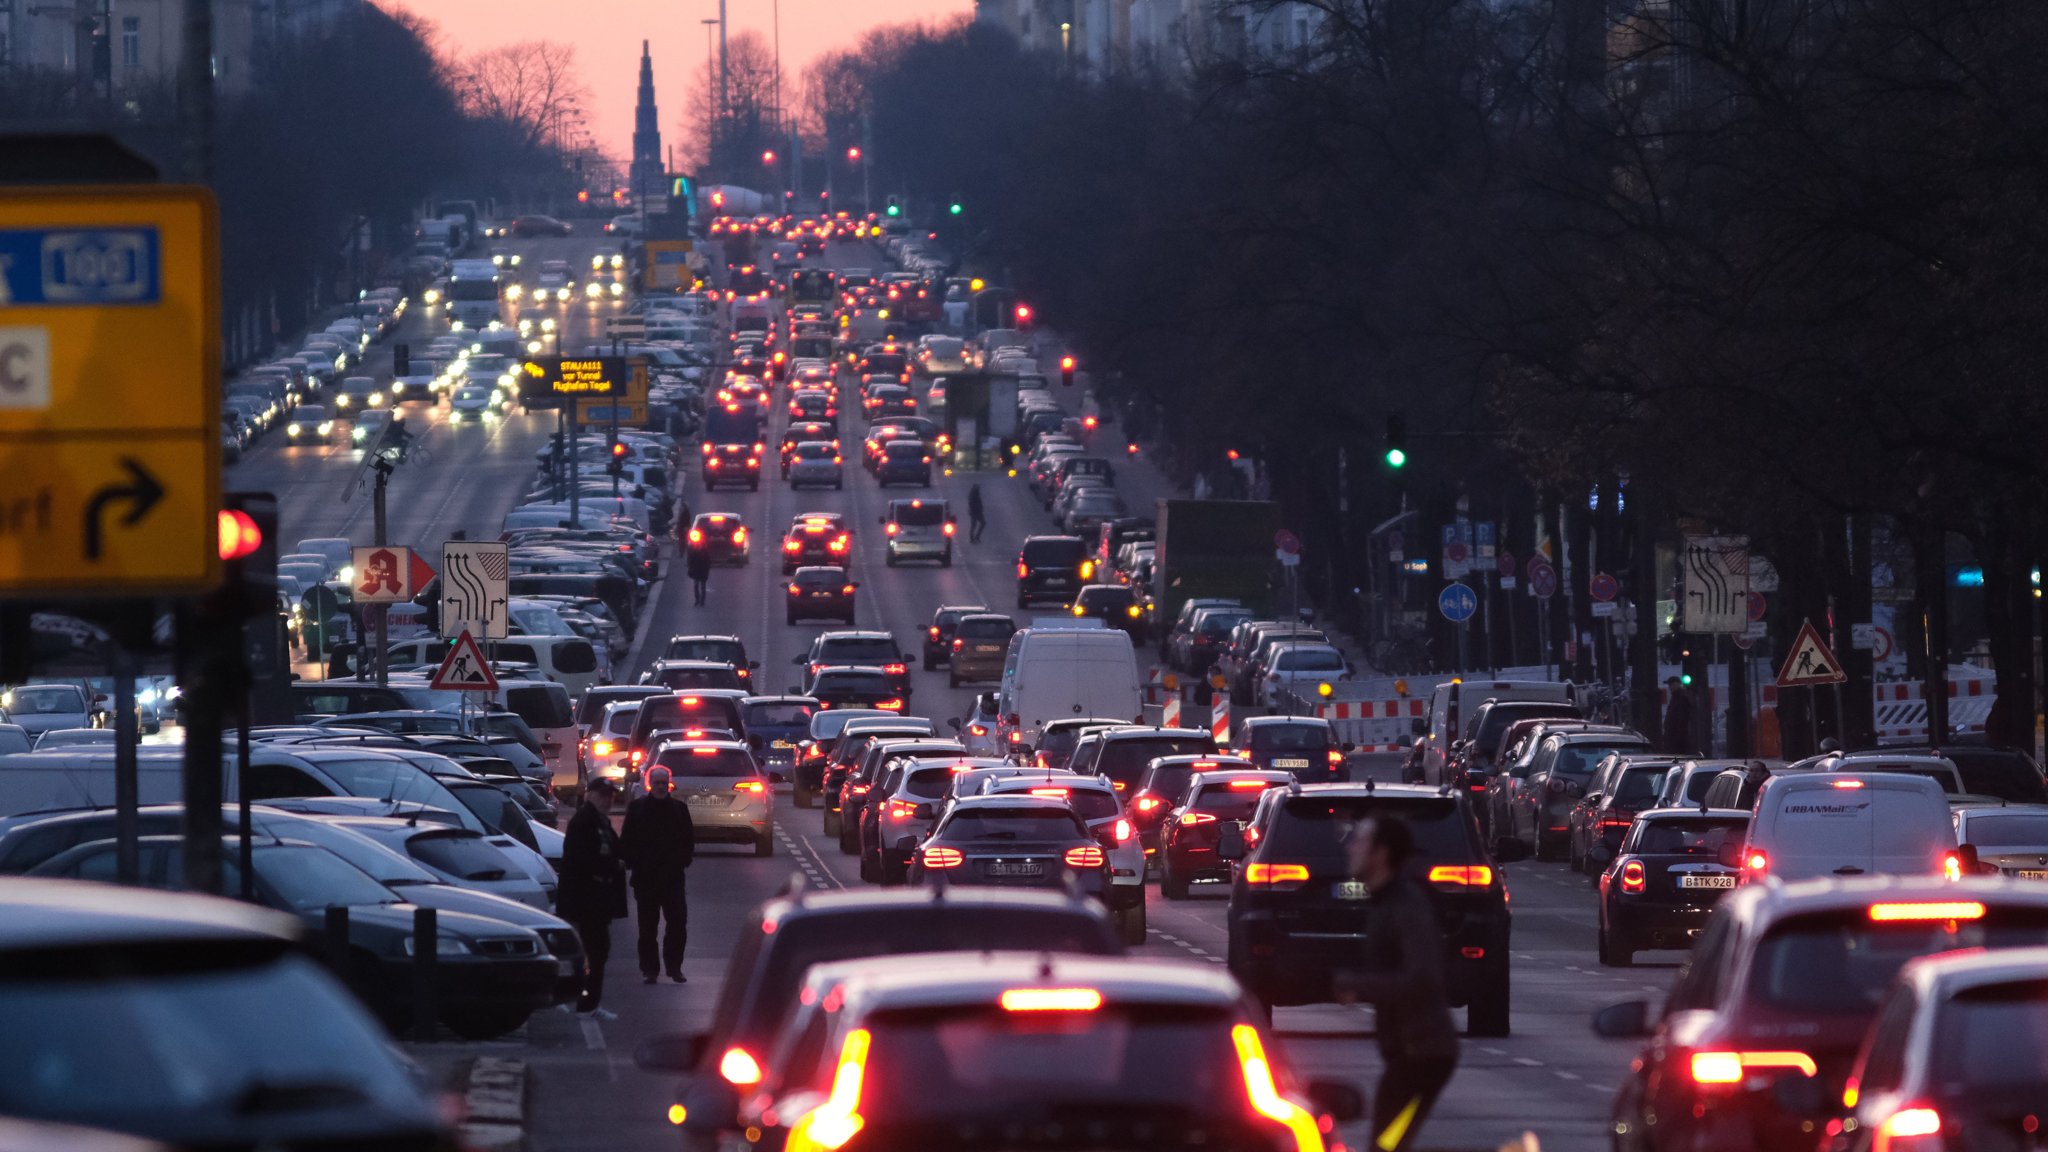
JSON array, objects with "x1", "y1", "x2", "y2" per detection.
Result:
[
  {"x1": 907, "y1": 794, "x2": 1111, "y2": 901},
  {"x1": 686, "y1": 513, "x2": 750, "y2": 565},
  {"x1": 646, "y1": 740, "x2": 773, "y2": 856},
  {"x1": 1594, "y1": 807, "x2": 1748, "y2": 965},
  {"x1": 979, "y1": 773, "x2": 1148, "y2": 944},
  {"x1": 1071, "y1": 582, "x2": 1148, "y2": 640},
  {"x1": 881, "y1": 498, "x2": 954, "y2": 566},
  {"x1": 1235, "y1": 716, "x2": 1351, "y2": 783},
  {"x1": 806, "y1": 667, "x2": 902, "y2": 713},
  {"x1": 784, "y1": 441, "x2": 843, "y2": 489},
  {"x1": 283, "y1": 404, "x2": 334, "y2": 444},
  {"x1": 786, "y1": 566, "x2": 858, "y2": 625},
  {"x1": 1159, "y1": 769, "x2": 1293, "y2": 899},
  {"x1": 642, "y1": 659, "x2": 747, "y2": 692},
  {"x1": 780, "y1": 516, "x2": 852, "y2": 574},
  {"x1": 945, "y1": 613, "x2": 1017, "y2": 686},
  {"x1": 798, "y1": 631, "x2": 910, "y2": 698},
  {"x1": 873, "y1": 439, "x2": 932, "y2": 487}
]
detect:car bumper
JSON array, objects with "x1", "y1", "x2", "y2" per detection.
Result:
[
  {"x1": 379, "y1": 955, "x2": 560, "y2": 1011},
  {"x1": 1231, "y1": 909, "x2": 1508, "y2": 1008},
  {"x1": 687, "y1": 798, "x2": 773, "y2": 841},
  {"x1": 1606, "y1": 899, "x2": 1719, "y2": 948}
]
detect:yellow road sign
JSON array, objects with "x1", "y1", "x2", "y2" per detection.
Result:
[{"x1": 0, "y1": 184, "x2": 220, "y2": 595}]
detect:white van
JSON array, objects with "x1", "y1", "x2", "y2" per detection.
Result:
[
  {"x1": 1419, "y1": 678, "x2": 1576, "y2": 784},
  {"x1": 385, "y1": 634, "x2": 604, "y2": 699},
  {"x1": 473, "y1": 679, "x2": 580, "y2": 793},
  {"x1": 1739, "y1": 771, "x2": 1957, "y2": 884},
  {"x1": 997, "y1": 628, "x2": 1142, "y2": 749}
]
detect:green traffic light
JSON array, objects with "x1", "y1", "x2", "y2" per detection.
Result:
[
  {"x1": 886, "y1": 204, "x2": 900, "y2": 217},
  {"x1": 949, "y1": 202, "x2": 963, "y2": 216},
  {"x1": 1385, "y1": 447, "x2": 1407, "y2": 469},
  {"x1": 1679, "y1": 673, "x2": 1694, "y2": 686}
]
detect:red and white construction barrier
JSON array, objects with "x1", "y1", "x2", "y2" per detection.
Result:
[{"x1": 1212, "y1": 697, "x2": 1231, "y2": 744}]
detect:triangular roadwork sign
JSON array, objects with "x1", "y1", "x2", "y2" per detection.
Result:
[
  {"x1": 1776, "y1": 620, "x2": 1847, "y2": 687},
  {"x1": 430, "y1": 629, "x2": 500, "y2": 693}
]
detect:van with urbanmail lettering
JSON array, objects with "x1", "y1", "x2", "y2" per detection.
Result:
[{"x1": 1732, "y1": 771, "x2": 1958, "y2": 885}]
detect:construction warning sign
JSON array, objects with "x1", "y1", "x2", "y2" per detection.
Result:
[{"x1": 1776, "y1": 620, "x2": 1847, "y2": 687}]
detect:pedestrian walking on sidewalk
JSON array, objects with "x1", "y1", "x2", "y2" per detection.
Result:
[
  {"x1": 686, "y1": 542, "x2": 711, "y2": 606},
  {"x1": 967, "y1": 483, "x2": 987, "y2": 543},
  {"x1": 619, "y1": 765, "x2": 696, "y2": 984},
  {"x1": 557, "y1": 777, "x2": 627, "y2": 1017},
  {"x1": 1339, "y1": 814, "x2": 1460, "y2": 1152}
]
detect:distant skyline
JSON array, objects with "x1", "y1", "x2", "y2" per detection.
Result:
[{"x1": 379, "y1": 0, "x2": 974, "y2": 162}]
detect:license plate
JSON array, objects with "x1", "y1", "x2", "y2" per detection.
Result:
[
  {"x1": 2017, "y1": 870, "x2": 2048, "y2": 881},
  {"x1": 557, "y1": 959, "x2": 578, "y2": 977},
  {"x1": 812, "y1": 591, "x2": 834, "y2": 598},
  {"x1": 975, "y1": 645, "x2": 1000, "y2": 653},
  {"x1": 1044, "y1": 577, "x2": 1070, "y2": 586},
  {"x1": 1680, "y1": 874, "x2": 1736, "y2": 889},
  {"x1": 989, "y1": 860, "x2": 1044, "y2": 878},
  {"x1": 1332, "y1": 880, "x2": 1368, "y2": 900},
  {"x1": 688, "y1": 794, "x2": 731, "y2": 808},
  {"x1": 771, "y1": 739, "x2": 793, "y2": 749},
  {"x1": 1275, "y1": 758, "x2": 1311, "y2": 769}
]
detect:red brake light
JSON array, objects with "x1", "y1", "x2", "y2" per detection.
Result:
[
  {"x1": 1134, "y1": 795, "x2": 1162, "y2": 812},
  {"x1": 734, "y1": 781, "x2": 767, "y2": 794},
  {"x1": 952, "y1": 638, "x2": 964, "y2": 651},
  {"x1": 1879, "y1": 1107, "x2": 1943, "y2": 1139},
  {"x1": 921, "y1": 846, "x2": 964, "y2": 869},
  {"x1": 1244, "y1": 863, "x2": 1310, "y2": 888},
  {"x1": 1227, "y1": 778, "x2": 1274, "y2": 790},
  {"x1": 1018, "y1": 562, "x2": 1029, "y2": 578},
  {"x1": 1179, "y1": 811, "x2": 1218, "y2": 825},
  {"x1": 1064, "y1": 845, "x2": 1105, "y2": 868},
  {"x1": 1112, "y1": 818, "x2": 1133, "y2": 843},
  {"x1": 1000, "y1": 987, "x2": 1102, "y2": 1012},
  {"x1": 1426, "y1": 865, "x2": 1495, "y2": 887},
  {"x1": 719, "y1": 1046, "x2": 763, "y2": 1085},
  {"x1": 1619, "y1": 860, "x2": 1646, "y2": 893},
  {"x1": 882, "y1": 663, "x2": 905, "y2": 675},
  {"x1": 1744, "y1": 850, "x2": 1769, "y2": 875},
  {"x1": 1689, "y1": 1050, "x2": 1817, "y2": 1085},
  {"x1": 1869, "y1": 901, "x2": 1986, "y2": 922},
  {"x1": 876, "y1": 698, "x2": 904, "y2": 711}
]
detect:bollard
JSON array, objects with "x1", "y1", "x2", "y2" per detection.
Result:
[
  {"x1": 413, "y1": 906, "x2": 439, "y2": 1042},
  {"x1": 325, "y1": 905, "x2": 350, "y2": 975}
]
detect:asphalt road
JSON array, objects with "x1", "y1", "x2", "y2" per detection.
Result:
[{"x1": 242, "y1": 233, "x2": 1674, "y2": 1152}]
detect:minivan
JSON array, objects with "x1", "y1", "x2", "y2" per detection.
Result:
[
  {"x1": 881, "y1": 497, "x2": 955, "y2": 567},
  {"x1": 1420, "y1": 678, "x2": 1576, "y2": 785},
  {"x1": 997, "y1": 628, "x2": 1141, "y2": 749},
  {"x1": 1735, "y1": 771, "x2": 1958, "y2": 884}
]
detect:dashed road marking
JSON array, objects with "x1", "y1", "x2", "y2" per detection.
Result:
[
  {"x1": 1513, "y1": 1057, "x2": 1544, "y2": 1068},
  {"x1": 581, "y1": 1019, "x2": 605, "y2": 1051}
]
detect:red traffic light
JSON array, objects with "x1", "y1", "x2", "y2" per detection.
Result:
[
  {"x1": 1059, "y1": 356, "x2": 1076, "y2": 371},
  {"x1": 611, "y1": 442, "x2": 628, "y2": 458},
  {"x1": 846, "y1": 146, "x2": 862, "y2": 161},
  {"x1": 1014, "y1": 304, "x2": 1033, "y2": 324},
  {"x1": 711, "y1": 191, "x2": 725, "y2": 208},
  {"x1": 762, "y1": 150, "x2": 778, "y2": 165},
  {"x1": 217, "y1": 509, "x2": 262, "y2": 562},
  {"x1": 577, "y1": 190, "x2": 589, "y2": 203}
]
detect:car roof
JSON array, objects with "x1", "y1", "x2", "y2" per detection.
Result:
[
  {"x1": 1903, "y1": 944, "x2": 2048, "y2": 999},
  {"x1": 0, "y1": 878, "x2": 301, "y2": 951},
  {"x1": 1634, "y1": 806, "x2": 1751, "y2": 821},
  {"x1": 816, "y1": 630, "x2": 893, "y2": 642},
  {"x1": 833, "y1": 952, "x2": 1240, "y2": 1017},
  {"x1": 1100, "y1": 727, "x2": 1210, "y2": 742},
  {"x1": 946, "y1": 794, "x2": 1079, "y2": 812},
  {"x1": 1728, "y1": 875, "x2": 2048, "y2": 928},
  {"x1": 1242, "y1": 714, "x2": 1333, "y2": 729},
  {"x1": 987, "y1": 774, "x2": 1116, "y2": 795}
]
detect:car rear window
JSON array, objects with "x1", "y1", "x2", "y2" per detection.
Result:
[
  {"x1": 1612, "y1": 767, "x2": 1669, "y2": 807},
  {"x1": 1264, "y1": 796, "x2": 1472, "y2": 863},
  {"x1": 654, "y1": 666, "x2": 743, "y2": 690},
  {"x1": 1946, "y1": 749, "x2": 2048, "y2": 802},
  {"x1": 957, "y1": 618, "x2": 1015, "y2": 640},
  {"x1": 1139, "y1": 765, "x2": 1200, "y2": 805},
  {"x1": 1553, "y1": 742, "x2": 1652, "y2": 777},
  {"x1": 900, "y1": 768, "x2": 953, "y2": 800},
  {"x1": 819, "y1": 672, "x2": 893, "y2": 695},
  {"x1": 1079, "y1": 586, "x2": 1136, "y2": 608},
  {"x1": 639, "y1": 695, "x2": 746, "y2": 739},
  {"x1": 1191, "y1": 780, "x2": 1282, "y2": 820},
  {"x1": 655, "y1": 747, "x2": 758, "y2": 778},
  {"x1": 1247, "y1": 725, "x2": 1328, "y2": 753},
  {"x1": 407, "y1": 833, "x2": 512, "y2": 881},
  {"x1": 944, "y1": 807, "x2": 1084, "y2": 840},
  {"x1": 1022, "y1": 539, "x2": 1086, "y2": 566},
  {"x1": 893, "y1": 503, "x2": 946, "y2": 526},
  {"x1": 505, "y1": 685, "x2": 573, "y2": 730},
  {"x1": 1469, "y1": 702, "x2": 1581, "y2": 746},
  {"x1": 1630, "y1": 817, "x2": 1747, "y2": 855},
  {"x1": 1750, "y1": 909, "x2": 2048, "y2": 1014},
  {"x1": 1931, "y1": 981, "x2": 2048, "y2": 1106},
  {"x1": 857, "y1": 1004, "x2": 1237, "y2": 1119},
  {"x1": 746, "y1": 701, "x2": 815, "y2": 727},
  {"x1": 1094, "y1": 738, "x2": 1217, "y2": 787},
  {"x1": 820, "y1": 638, "x2": 899, "y2": 663},
  {"x1": 665, "y1": 638, "x2": 745, "y2": 664},
  {"x1": 883, "y1": 442, "x2": 924, "y2": 459}
]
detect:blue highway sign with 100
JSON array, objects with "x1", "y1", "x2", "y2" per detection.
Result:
[{"x1": 0, "y1": 228, "x2": 161, "y2": 306}]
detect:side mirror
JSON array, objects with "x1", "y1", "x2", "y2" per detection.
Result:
[
  {"x1": 1341, "y1": 742, "x2": 1355, "y2": 753},
  {"x1": 946, "y1": 718, "x2": 962, "y2": 732},
  {"x1": 748, "y1": 661, "x2": 761, "y2": 670},
  {"x1": 1494, "y1": 839, "x2": 1531, "y2": 863},
  {"x1": 791, "y1": 656, "x2": 806, "y2": 665},
  {"x1": 633, "y1": 1032, "x2": 709, "y2": 1073},
  {"x1": 1959, "y1": 843, "x2": 1983, "y2": 874},
  {"x1": 1217, "y1": 824, "x2": 1248, "y2": 861},
  {"x1": 1302, "y1": 1078, "x2": 1365, "y2": 1123},
  {"x1": 1590, "y1": 999, "x2": 1653, "y2": 1039}
]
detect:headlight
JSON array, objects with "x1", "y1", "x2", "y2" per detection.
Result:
[
  {"x1": 391, "y1": 382, "x2": 405, "y2": 393},
  {"x1": 318, "y1": 422, "x2": 333, "y2": 435},
  {"x1": 541, "y1": 318, "x2": 556, "y2": 333},
  {"x1": 368, "y1": 392, "x2": 385, "y2": 406},
  {"x1": 557, "y1": 287, "x2": 571, "y2": 302},
  {"x1": 492, "y1": 254, "x2": 505, "y2": 266},
  {"x1": 505, "y1": 283, "x2": 523, "y2": 300},
  {"x1": 498, "y1": 373, "x2": 515, "y2": 389},
  {"x1": 609, "y1": 282, "x2": 624, "y2": 297},
  {"x1": 611, "y1": 254, "x2": 624, "y2": 269},
  {"x1": 335, "y1": 395, "x2": 350, "y2": 407},
  {"x1": 527, "y1": 340, "x2": 543, "y2": 353},
  {"x1": 585, "y1": 282, "x2": 602, "y2": 298},
  {"x1": 450, "y1": 319, "x2": 463, "y2": 331},
  {"x1": 424, "y1": 289, "x2": 440, "y2": 304},
  {"x1": 352, "y1": 425, "x2": 367, "y2": 441},
  {"x1": 400, "y1": 936, "x2": 473, "y2": 957},
  {"x1": 448, "y1": 411, "x2": 462, "y2": 425},
  {"x1": 286, "y1": 423, "x2": 301, "y2": 436},
  {"x1": 591, "y1": 255, "x2": 604, "y2": 271}
]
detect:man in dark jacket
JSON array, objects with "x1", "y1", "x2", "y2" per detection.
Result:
[
  {"x1": 1341, "y1": 814, "x2": 1459, "y2": 1152},
  {"x1": 557, "y1": 777, "x2": 627, "y2": 1017},
  {"x1": 685, "y1": 543, "x2": 712, "y2": 606},
  {"x1": 619, "y1": 764, "x2": 697, "y2": 983},
  {"x1": 1661, "y1": 676, "x2": 1694, "y2": 753}
]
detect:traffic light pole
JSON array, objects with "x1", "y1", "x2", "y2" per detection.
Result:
[{"x1": 371, "y1": 459, "x2": 391, "y2": 687}]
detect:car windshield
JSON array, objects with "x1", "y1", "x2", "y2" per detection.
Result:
[
  {"x1": 1275, "y1": 648, "x2": 1345, "y2": 672},
  {"x1": 253, "y1": 844, "x2": 398, "y2": 909},
  {"x1": 654, "y1": 748, "x2": 757, "y2": 778},
  {"x1": 8, "y1": 686, "x2": 85, "y2": 714},
  {"x1": 0, "y1": 952, "x2": 422, "y2": 1136},
  {"x1": 1750, "y1": 911, "x2": 2048, "y2": 1014},
  {"x1": 1964, "y1": 813, "x2": 2048, "y2": 847},
  {"x1": 1248, "y1": 725, "x2": 1328, "y2": 753},
  {"x1": 1191, "y1": 781, "x2": 1280, "y2": 820},
  {"x1": 1264, "y1": 797, "x2": 1469, "y2": 864},
  {"x1": 1629, "y1": 817, "x2": 1747, "y2": 855},
  {"x1": 857, "y1": 1005, "x2": 1238, "y2": 1121},
  {"x1": 943, "y1": 807, "x2": 1082, "y2": 840},
  {"x1": 1932, "y1": 982, "x2": 2048, "y2": 1107}
]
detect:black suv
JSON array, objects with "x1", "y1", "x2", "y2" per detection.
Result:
[
  {"x1": 633, "y1": 885, "x2": 1123, "y2": 1152},
  {"x1": 1016, "y1": 534, "x2": 1092, "y2": 607},
  {"x1": 921, "y1": 603, "x2": 986, "y2": 670},
  {"x1": 1222, "y1": 781, "x2": 1521, "y2": 1035}
]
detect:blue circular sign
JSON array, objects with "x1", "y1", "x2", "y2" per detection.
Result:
[{"x1": 1439, "y1": 582, "x2": 1478, "y2": 623}]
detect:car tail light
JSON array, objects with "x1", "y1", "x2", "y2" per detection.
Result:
[
  {"x1": 1328, "y1": 749, "x2": 1344, "y2": 766},
  {"x1": 888, "y1": 800, "x2": 918, "y2": 818},
  {"x1": 1601, "y1": 813, "x2": 1632, "y2": 829},
  {"x1": 1231, "y1": 1025, "x2": 1322, "y2": 1152},
  {"x1": 1426, "y1": 865, "x2": 1494, "y2": 887},
  {"x1": 921, "y1": 846, "x2": 963, "y2": 869},
  {"x1": 849, "y1": 783, "x2": 870, "y2": 795},
  {"x1": 785, "y1": 539, "x2": 802, "y2": 552},
  {"x1": 1244, "y1": 863, "x2": 1310, "y2": 888},
  {"x1": 876, "y1": 698, "x2": 904, "y2": 712},
  {"x1": 1878, "y1": 1106, "x2": 1943, "y2": 1142},
  {"x1": 1869, "y1": 901, "x2": 1986, "y2": 922},
  {"x1": 1112, "y1": 819, "x2": 1133, "y2": 843},
  {"x1": 883, "y1": 663, "x2": 906, "y2": 675},
  {"x1": 1688, "y1": 1050, "x2": 1816, "y2": 1085},
  {"x1": 1134, "y1": 794, "x2": 1163, "y2": 812},
  {"x1": 1180, "y1": 811, "x2": 1218, "y2": 825},
  {"x1": 930, "y1": 626, "x2": 941, "y2": 638},
  {"x1": 1064, "y1": 845, "x2": 1105, "y2": 868},
  {"x1": 1942, "y1": 852, "x2": 1963, "y2": 882},
  {"x1": 1001, "y1": 987, "x2": 1102, "y2": 1012},
  {"x1": 943, "y1": 522, "x2": 956, "y2": 536},
  {"x1": 591, "y1": 740, "x2": 614, "y2": 757},
  {"x1": 1080, "y1": 560, "x2": 1095, "y2": 579},
  {"x1": 1029, "y1": 787, "x2": 1069, "y2": 797},
  {"x1": 1744, "y1": 849, "x2": 1769, "y2": 877},
  {"x1": 952, "y1": 638, "x2": 964, "y2": 651},
  {"x1": 785, "y1": 1029, "x2": 869, "y2": 1151},
  {"x1": 629, "y1": 749, "x2": 645, "y2": 766},
  {"x1": 1228, "y1": 778, "x2": 1273, "y2": 790},
  {"x1": 734, "y1": 781, "x2": 767, "y2": 794},
  {"x1": 1018, "y1": 562, "x2": 1030, "y2": 578},
  {"x1": 688, "y1": 529, "x2": 704, "y2": 543},
  {"x1": 885, "y1": 523, "x2": 899, "y2": 535},
  {"x1": 719, "y1": 1046, "x2": 764, "y2": 1085},
  {"x1": 1619, "y1": 860, "x2": 1646, "y2": 893}
]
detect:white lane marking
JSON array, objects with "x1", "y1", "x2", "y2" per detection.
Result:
[
  {"x1": 1480, "y1": 1047, "x2": 1508, "y2": 1056},
  {"x1": 1512, "y1": 1057, "x2": 1544, "y2": 1067},
  {"x1": 581, "y1": 1018, "x2": 605, "y2": 1050},
  {"x1": 1553, "y1": 1070, "x2": 1582, "y2": 1081}
]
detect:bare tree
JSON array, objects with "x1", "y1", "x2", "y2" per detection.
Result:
[
  {"x1": 682, "y1": 30, "x2": 786, "y2": 177},
  {"x1": 457, "y1": 41, "x2": 593, "y2": 154}
]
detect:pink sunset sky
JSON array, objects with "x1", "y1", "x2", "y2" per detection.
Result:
[{"x1": 379, "y1": 0, "x2": 973, "y2": 162}]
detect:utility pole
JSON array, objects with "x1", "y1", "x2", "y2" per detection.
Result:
[
  {"x1": 718, "y1": 0, "x2": 729, "y2": 128},
  {"x1": 370, "y1": 457, "x2": 393, "y2": 686},
  {"x1": 181, "y1": 0, "x2": 213, "y2": 181}
]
